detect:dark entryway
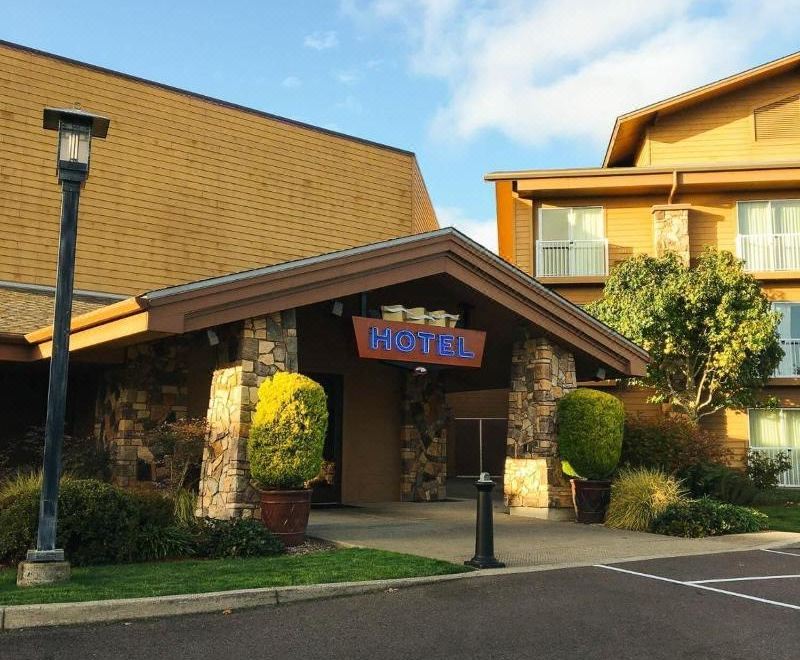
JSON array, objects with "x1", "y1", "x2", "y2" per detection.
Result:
[
  {"x1": 306, "y1": 373, "x2": 344, "y2": 504},
  {"x1": 452, "y1": 417, "x2": 507, "y2": 477}
]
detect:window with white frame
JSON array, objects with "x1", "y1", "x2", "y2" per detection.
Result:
[
  {"x1": 772, "y1": 303, "x2": 800, "y2": 377},
  {"x1": 536, "y1": 206, "x2": 607, "y2": 277},
  {"x1": 737, "y1": 200, "x2": 800, "y2": 271},
  {"x1": 749, "y1": 409, "x2": 800, "y2": 487}
]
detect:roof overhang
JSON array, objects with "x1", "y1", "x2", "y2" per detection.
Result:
[
  {"x1": 603, "y1": 51, "x2": 800, "y2": 167},
  {"x1": 3, "y1": 229, "x2": 648, "y2": 378},
  {"x1": 485, "y1": 162, "x2": 800, "y2": 199}
]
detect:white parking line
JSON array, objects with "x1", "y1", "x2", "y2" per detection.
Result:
[
  {"x1": 595, "y1": 564, "x2": 800, "y2": 611},
  {"x1": 690, "y1": 575, "x2": 800, "y2": 584},
  {"x1": 762, "y1": 549, "x2": 800, "y2": 558}
]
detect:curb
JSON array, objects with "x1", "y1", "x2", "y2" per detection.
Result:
[{"x1": 1, "y1": 537, "x2": 798, "y2": 631}]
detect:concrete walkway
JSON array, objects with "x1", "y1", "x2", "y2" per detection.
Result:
[{"x1": 308, "y1": 498, "x2": 800, "y2": 567}]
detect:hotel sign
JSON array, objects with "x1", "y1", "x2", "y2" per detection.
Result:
[{"x1": 352, "y1": 316, "x2": 486, "y2": 368}]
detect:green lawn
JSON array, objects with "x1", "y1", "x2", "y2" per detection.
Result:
[
  {"x1": 753, "y1": 503, "x2": 800, "y2": 533},
  {"x1": 0, "y1": 548, "x2": 468, "y2": 606}
]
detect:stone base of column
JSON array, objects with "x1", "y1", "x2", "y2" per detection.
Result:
[
  {"x1": 17, "y1": 560, "x2": 71, "y2": 587},
  {"x1": 503, "y1": 457, "x2": 573, "y2": 516},
  {"x1": 506, "y1": 506, "x2": 573, "y2": 521}
]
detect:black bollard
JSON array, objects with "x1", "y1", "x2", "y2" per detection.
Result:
[{"x1": 464, "y1": 472, "x2": 505, "y2": 569}]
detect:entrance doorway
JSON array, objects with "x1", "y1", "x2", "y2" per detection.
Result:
[
  {"x1": 306, "y1": 373, "x2": 344, "y2": 504},
  {"x1": 453, "y1": 417, "x2": 507, "y2": 478}
]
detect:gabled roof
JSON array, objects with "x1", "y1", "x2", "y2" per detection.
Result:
[
  {"x1": 7, "y1": 229, "x2": 648, "y2": 377},
  {"x1": 604, "y1": 50, "x2": 800, "y2": 167}
]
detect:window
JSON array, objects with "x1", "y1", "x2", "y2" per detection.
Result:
[
  {"x1": 772, "y1": 303, "x2": 800, "y2": 377},
  {"x1": 736, "y1": 200, "x2": 800, "y2": 271},
  {"x1": 750, "y1": 408, "x2": 800, "y2": 450},
  {"x1": 749, "y1": 409, "x2": 800, "y2": 487},
  {"x1": 536, "y1": 206, "x2": 607, "y2": 277}
]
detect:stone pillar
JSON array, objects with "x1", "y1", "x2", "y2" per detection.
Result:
[
  {"x1": 504, "y1": 334, "x2": 576, "y2": 517},
  {"x1": 95, "y1": 339, "x2": 190, "y2": 487},
  {"x1": 400, "y1": 372, "x2": 450, "y2": 502},
  {"x1": 652, "y1": 204, "x2": 691, "y2": 265},
  {"x1": 198, "y1": 310, "x2": 297, "y2": 519}
]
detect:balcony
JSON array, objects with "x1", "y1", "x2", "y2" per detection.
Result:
[
  {"x1": 737, "y1": 233, "x2": 800, "y2": 272},
  {"x1": 535, "y1": 239, "x2": 608, "y2": 278},
  {"x1": 774, "y1": 339, "x2": 800, "y2": 377}
]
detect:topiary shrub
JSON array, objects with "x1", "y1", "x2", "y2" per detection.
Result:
[
  {"x1": 248, "y1": 372, "x2": 328, "y2": 490},
  {"x1": 605, "y1": 467, "x2": 686, "y2": 531},
  {"x1": 558, "y1": 389, "x2": 624, "y2": 480},
  {"x1": 651, "y1": 497, "x2": 769, "y2": 537}
]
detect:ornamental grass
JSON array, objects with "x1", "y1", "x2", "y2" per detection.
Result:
[{"x1": 605, "y1": 467, "x2": 686, "y2": 531}]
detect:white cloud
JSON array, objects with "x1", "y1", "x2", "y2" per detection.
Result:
[
  {"x1": 304, "y1": 30, "x2": 339, "y2": 50},
  {"x1": 344, "y1": 0, "x2": 800, "y2": 148},
  {"x1": 335, "y1": 69, "x2": 360, "y2": 85},
  {"x1": 436, "y1": 205, "x2": 497, "y2": 253},
  {"x1": 281, "y1": 76, "x2": 302, "y2": 88}
]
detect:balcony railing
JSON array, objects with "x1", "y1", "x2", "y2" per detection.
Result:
[
  {"x1": 737, "y1": 233, "x2": 800, "y2": 272},
  {"x1": 749, "y1": 447, "x2": 799, "y2": 487},
  {"x1": 535, "y1": 239, "x2": 608, "y2": 278},
  {"x1": 774, "y1": 339, "x2": 800, "y2": 377}
]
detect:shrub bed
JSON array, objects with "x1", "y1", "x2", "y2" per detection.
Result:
[
  {"x1": 621, "y1": 416, "x2": 729, "y2": 475},
  {"x1": 0, "y1": 475, "x2": 282, "y2": 566},
  {"x1": 651, "y1": 497, "x2": 769, "y2": 538}
]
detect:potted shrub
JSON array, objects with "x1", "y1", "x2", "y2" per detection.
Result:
[
  {"x1": 557, "y1": 389, "x2": 623, "y2": 523},
  {"x1": 247, "y1": 372, "x2": 328, "y2": 545}
]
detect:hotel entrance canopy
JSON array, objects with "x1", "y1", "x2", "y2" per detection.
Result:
[{"x1": 2, "y1": 228, "x2": 648, "y2": 380}]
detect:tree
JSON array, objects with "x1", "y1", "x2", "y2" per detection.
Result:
[{"x1": 586, "y1": 249, "x2": 782, "y2": 422}]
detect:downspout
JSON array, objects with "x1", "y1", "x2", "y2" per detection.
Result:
[{"x1": 668, "y1": 169, "x2": 679, "y2": 204}]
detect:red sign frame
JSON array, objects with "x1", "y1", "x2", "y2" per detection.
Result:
[{"x1": 352, "y1": 316, "x2": 486, "y2": 368}]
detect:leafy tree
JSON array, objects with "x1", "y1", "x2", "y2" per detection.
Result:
[{"x1": 586, "y1": 249, "x2": 782, "y2": 422}]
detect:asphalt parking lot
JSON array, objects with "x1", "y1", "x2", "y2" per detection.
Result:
[{"x1": 3, "y1": 547, "x2": 799, "y2": 660}]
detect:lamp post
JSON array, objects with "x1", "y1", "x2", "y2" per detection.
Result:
[{"x1": 17, "y1": 108, "x2": 109, "y2": 587}]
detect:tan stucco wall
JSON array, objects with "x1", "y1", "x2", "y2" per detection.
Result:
[{"x1": 297, "y1": 303, "x2": 403, "y2": 503}]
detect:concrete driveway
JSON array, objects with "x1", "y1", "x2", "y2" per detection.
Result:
[{"x1": 308, "y1": 496, "x2": 800, "y2": 568}]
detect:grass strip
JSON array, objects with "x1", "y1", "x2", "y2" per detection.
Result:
[{"x1": 0, "y1": 547, "x2": 469, "y2": 606}]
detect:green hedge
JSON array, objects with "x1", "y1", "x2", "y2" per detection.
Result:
[
  {"x1": 0, "y1": 476, "x2": 282, "y2": 566},
  {"x1": 558, "y1": 389, "x2": 623, "y2": 480},
  {"x1": 651, "y1": 497, "x2": 769, "y2": 538}
]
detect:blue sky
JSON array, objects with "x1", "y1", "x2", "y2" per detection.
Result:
[{"x1": 4, "y1": 1, "x2": 800, "y2": 250}]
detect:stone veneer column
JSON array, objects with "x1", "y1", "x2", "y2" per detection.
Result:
[
  {"x1": 198, "y1": 310, "x2": 297, "y2": 520},
  {"x1": 400, "y1": 372, "x2": 450, "y2": 502},
  {"x1": 95, "y1": 339, "x2": 190, "y2": 487},
  {"x1": 652, "y1": 204, "x2": 691, "y2": 265},
  {"x1": 504, "y1": 335, "x2": 576, "y2": 515}
]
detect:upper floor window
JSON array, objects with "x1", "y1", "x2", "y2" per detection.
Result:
[
  {"x1": 736, "y1": 200, "x2": 800, "y2": 272},
  {"x1": 773, "y1": 302, "x2": 800, "y2": 377},
  {"x1": 536, "y1": 206, "x2": 607, "y2": 278}
]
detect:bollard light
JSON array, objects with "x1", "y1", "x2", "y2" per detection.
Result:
[{"x1": 464, "y1": 472, "x2": 505, "y2": 569}]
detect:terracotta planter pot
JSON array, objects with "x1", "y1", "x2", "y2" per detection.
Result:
[
  {"x1": 570, "y1": 478, "x2": 611, "y2": 524},
  {"x1": 259, "y1": 488, "x2": 312, "y2": 546}
]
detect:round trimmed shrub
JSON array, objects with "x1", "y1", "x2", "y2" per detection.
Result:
[
  {"x1": 248, "y1": 372, "x2": 328, "y2": 490},
  {"x1": 605, "y1": 467, "x2": 686, "y2": 531},
  {"x1": 558, "y1": 389, "x2": 624, "y2": 480},
  {"x1": 651, "y1": 497, "x2": 769, "y2": 537}
]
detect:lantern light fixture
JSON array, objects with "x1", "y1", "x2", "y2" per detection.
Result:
[{"x1": 43, "y1": 107, "x2": 109, "y2": 182}]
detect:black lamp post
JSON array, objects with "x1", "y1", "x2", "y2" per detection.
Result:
[{"x1": 25, "y1": 108, "x2": 109, "y2": 570}]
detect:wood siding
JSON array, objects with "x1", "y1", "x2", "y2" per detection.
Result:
[
  {"x1": 410, "y1": 158, "x2": 438, "y2": 233},
  {"x1": 636, "y1": 69, "x2": 800, "y2": 166},
  {"x1": 0, "y1": 43, "x2": 433, "y2": 295},
  {"x1": 513, "y1": 197, "x2": 534, "y2": 275}
]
